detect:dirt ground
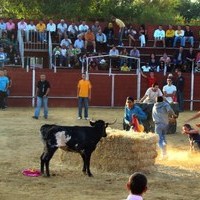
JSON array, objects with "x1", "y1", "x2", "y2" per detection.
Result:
[{"x1": 0, "y1": 107, "x2": 200, "y2": 200}]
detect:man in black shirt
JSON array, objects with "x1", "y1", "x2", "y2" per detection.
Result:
[{"x1": 32, "y1": 74, "x2": 50, "y2": 119}]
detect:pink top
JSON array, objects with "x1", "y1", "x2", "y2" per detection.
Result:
[
  {"x1": 126, "y1": 194, "x2": 143, "y2": 200},
  {"x1": 6, "y1": 22, "x2": 15, "y2": 31}
]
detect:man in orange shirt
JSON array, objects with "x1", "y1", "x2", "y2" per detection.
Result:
[
  {"x1": 84, "y1": 28, "x2": 96, "y2": 53},
  {"x1": 77, "y1": 73, "x2": 92, "y2": 120}
]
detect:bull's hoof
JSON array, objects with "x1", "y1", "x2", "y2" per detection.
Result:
[
  {"x1": 42, "y1": 173, "x2": 50, "y2": 177},
  {"x1": 88, "y1": 173, "x2": 93, "y2": 177}
]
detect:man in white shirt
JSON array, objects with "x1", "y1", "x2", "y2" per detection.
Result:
[
  {"x1": 60, "y1": 35, "x2": 72, "y2": 49},
  {"x1": 163, "y1": 78, "x2": 177, "y2": 103},
  {"x1": 68, "y1": 22, "x2": 78, "y2": 40},
  {"x1": 74, "y1": 35, "x2": 84, "y2": 52},
  {"x1": 173, "y1": 25, "x2": 184, "y2": 47},
  {"x1": 17, "y1": 18, "x2": 27, "y2": 38},
  {"x1": 26, "y1": 20, "x2": 36, "y2": 42},
  {"x1": 78, "y1": 20, "x2": 89, "y2": 35},
  {"x1": 153, "y1": 25, "x2": 165, "y2": 47},
  {"x1": 57, "y1": 19, "x2": 67, "y2": 42},
  {"x1": 46, "y1": 19, "x2": 56, "y2": 42},
  {"x1": 140, "y1": 82, "x2": 163, "y2": 104}
]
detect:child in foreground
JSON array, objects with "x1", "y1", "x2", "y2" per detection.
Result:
[
  {"x1": 182, "y1": 124, "x2": 200, "y2": 152},
  {"x1": 126, "y1": 172, "x2": 148, "y2": 200}
]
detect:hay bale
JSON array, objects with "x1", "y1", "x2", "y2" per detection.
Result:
[{"x1": 91, "y1": 128, "x2": 158, "y2": 174}]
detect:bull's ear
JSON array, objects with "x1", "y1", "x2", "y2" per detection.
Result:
[{"x1": 90, "y1": 120, "x2": 96, "y2": 126}]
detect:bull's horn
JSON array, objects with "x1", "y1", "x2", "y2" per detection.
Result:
[
  {"x1": 107, "y1": 119, "x2": 117, "y2": 125},
  {"x1": 90, "y1": 118, "x2": 96, "y2": 123}
]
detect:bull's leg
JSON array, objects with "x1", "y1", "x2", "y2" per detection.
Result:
[
  {"x1": 41, "y1": 147, "x2": 58, "y2": 177},
  {"x1": 85, "y1": 151, "x2": 93, "y2": 177},
  {"x1": 80, "y1": 153, "x2": 86, "y2": 174},
  {"x1": 40, "y1": 152, "x2": 45, "y2": 174}
]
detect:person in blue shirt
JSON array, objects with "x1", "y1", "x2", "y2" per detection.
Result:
[
  {"x1": 0, "y1": 69, "x2": 9, "y2": 109},
  {"x1": 123, "y1": 96, "x2": 147, "y2": 131}
]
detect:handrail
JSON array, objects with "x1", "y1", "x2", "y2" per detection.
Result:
[{"x1": 17, "y1": 30, "x2": 24, "y2": 68}]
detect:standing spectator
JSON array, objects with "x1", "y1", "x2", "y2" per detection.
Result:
[
  {"x1": 103, "y1": 22, "x2": 114, "y2": 45},
  {"x1": 68, "y1": 21, "x2": 78, "y2": 40},
  {"x1": 77, "y1": 73, "x2": 92, "y2": 120},
  {"x1": 152, "y1": 96, "x2": 177, "y2": 159},
  {"x1": 175, "y1": 69, "x2": 184, "y2": 112},
  {"x1": 173, "y1": 25, "x2": 184, "y2": 47},
  {"x1": 46, "y1": 19, "x2": 56, "y2": 42},
  {"x1": 32, "y1": 74, "x2": 50, "y2": 119},
  {"x1": 3, "y1": 69, "x2": 12, "y2": 108},
  {"x1": 123, "y1": 96, "x2": 147, "y2": 131},
  {"x1": 17, "y1": 18, "x2": 27, "y2": 39},
  {"x1": 141, "y1": 71, "x2": 157, "y2": 88},
  {"x1": 163, "y1": 78, "x2": 177, "y2": 103},
  {"x1": 6, "y1": 18, "x2": 16, "y2": 40},
  {"x1": 36, "y1": 20, "x2": 46, "y2": 43},
  {"x1": 125, "y1": 172, "x2": 148, "y2": 200},
  {"x1": 165, "y1": 25, "x2": 175, "y2": 47},
  {"x1": 182, "y1": 25, "x2": 194, "y2": 47},
  {"x1": 111, "y1": 16, "x2": 125, "y2": 46},
  {"x1": 0, "y1": 69, "x2": 9, "y2": 110},
  {"x1": 138, "y1": 24, "x2": 148, "y2": 47},
  {"x1": 57, "y1": 19, "x2": 68, "y2": 42},
  {"x1": 129, "y1": 47, "x2": 140, "y2": 69},
  {"x1": 84, "y1": 28, "x2": 96, "y2": 53},
  {"x1": 153, "y1": 25, "x2": 165, "y2": 47}
]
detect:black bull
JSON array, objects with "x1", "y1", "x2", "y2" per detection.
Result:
[{"x1": 40, "y1": 120, "x2": 115, "y2": 177}]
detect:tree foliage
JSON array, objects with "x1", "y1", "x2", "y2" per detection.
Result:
[{"x1": 0, "y1": 0, "x2": 199, "y2": 24}]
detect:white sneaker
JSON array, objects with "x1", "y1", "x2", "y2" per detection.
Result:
[
  {"x1": 77, "y1": 117, "x2": 82, "y2": 120},
  {"x1": 85, "y1": 117, "x2": 90, "y2": 120}
]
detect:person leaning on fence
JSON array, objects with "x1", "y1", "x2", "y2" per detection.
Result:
[
  {"x1": 123, "y1": 96, "x2": 147, "y2": 131},
  {"x1": 32, "y1": 74, "x2": 50, "y2": 120},
  {"x1": 125, "y1": 172, "x2": 148, "y2": 200}
]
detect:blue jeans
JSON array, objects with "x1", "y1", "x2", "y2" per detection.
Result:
[
  {"x1": 78, "y1": 97, "x2": 89, "y2": 118},
  {"x1": 34, "y1": 96, "x2": 48, "y2": 118},
  {"x1": 173, "y1": 36, "x2": 184, "y2": 47},
  {"x1": 118, "y1": 27, "x2": 124, "y2": 45},
  {"x1": 177, "y1": 90, "x2": 184, "y2": 111},
  {"x1": 155, "y1": 123, "x2": 168, "y2": 150}
]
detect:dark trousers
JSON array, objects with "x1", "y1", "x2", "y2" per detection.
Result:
[{"x1": 0, "y1": 91, "x2": 6, "y2": 109}]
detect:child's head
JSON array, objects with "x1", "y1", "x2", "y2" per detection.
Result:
[
  {"x1": 182, "y1": 123, "x2": 192, "y2": 132},
  {"x1": 127, "y1": 172, "x2": 147, "y2": 195}
]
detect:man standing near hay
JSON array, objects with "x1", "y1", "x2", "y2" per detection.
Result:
[
  {"x1": 123, "y1": 96, "x2": 147, "y2": 131},
  {"x1": 152, "y1": 96, "x2": 177, "y2": 159}
]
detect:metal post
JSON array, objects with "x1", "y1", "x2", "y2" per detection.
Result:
[
  {"x1": 32, "y1": 66, "x2": 36, "y2": 107},
  {"x1": 137, "y1": 58, "x2": 141, "y2": 100},
  {"x1": 111, "y1": 74, "x2": 115, "y2": 107}
]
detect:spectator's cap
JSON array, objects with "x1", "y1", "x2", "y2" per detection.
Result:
[{"x1": 168, "y1": 73, "x2": 173, "y2": 77}]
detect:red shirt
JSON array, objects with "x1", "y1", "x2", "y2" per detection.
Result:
[{"x1": 147, "y1": 76, "x2": 157, "y2": 87}]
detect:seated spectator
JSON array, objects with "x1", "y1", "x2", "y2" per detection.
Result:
[
  {"x1": 103, "y1": 22, "x2": 114, "y2": 46},
  {"x1": 67, "y1": 44, "x2": 79, "y2": 68},
  {"x1": 173, "y1": 46, "x2": 186, "y2": 68},
  {"x1": 165, "y1": 25, "x2": 175, "y2": 47},
  {"x1": 96, "y1": 29, "x2": 107, "y2": 52},
  {"x1": 17, "y1": 18, "x2": 27, "y2": 39},
  {"x1": 120, "y1": 48, "x2": 128, "y2": 66},
  {"x1": 123, "y1": 96, "x2": 147, "y2": 131},
  {"x1": 163, "y1": 78, "x2": 177, "y2": 103},
  {"x1": 78, "y1": 20, "x2": 89, "y2": 36},
  {"x1": 36, "y1": 20, "x2": 47, "y2": 43},
  {"x1": 5, "y1": 44, "x2": 17, "y2": 65},
  {"x1": 0, "y1": 18, "x2": 7, "y2": 38},
  {"x1": 173, "y1": 25, "x2": 184, "y2": 47},
  {"x1": 149, "y1": 53, "x2": 158, "y2": 72},
  {"x1": 84, "y1": 28, "x2": 96, "y2": 53},
  {"x1": 89, "y1": 60, "x2": 98, "y2": 71},
  {"x1": 141, "y1": 63, "x2": 151, "y2": 72},
  {"x1": 182, "y1": 25, "x2": 194, "y2": 47},
  {"x1": 60, "y1": 45, "x2": 67, "y2": 67},
  {"x1": 121, "y1": 62, "x2": 130, "y2": 72},
  {"x1": 109, "y1": 45, "x2": 119, "y2": 69},
  {"x1": 68, "y1": 22, "x2": 78, "y2": 40},
  {"x1": 129, "y1": 47, "x2": 140, "y2": 69},
  {"x1": 74, "y1": 35, "x2": 85, "y2": 53},
  {"x1": 46, "y1": 19, "x2": 56, "y2": 42},
  {"x1": 160, "y1": 52, "x2": 171, "y2": 66},
  {"x1": 57, "y1": 19, "x2": 67, "y2": 42},
  {"x1": 140, "y1": 82, "x2": 163, "y2": 104},
  {"x1": 60, "y1": 35, "x2": 72, "y2": 49},
  {"x1": 157, "y1": 61, "x2": 165, "y2": 72},
  {"x1": 195, "y1": 51, "x2": 200, "y2": 73},
  {"x1": 127, "y1": 25, "x2": 137, "y2": 46},
  {"x1": 6, "y1": 18, "x2": 16, "y2": 40},
  {"x1": 139, "y1": 24, "x2": 148, "y2": 47},
  {"x1": 91, "y1": 21, "x2": 101, "y2": 36},
  {"x1": 26, "y1": 20, "x2": 37, "y2": 42},
  {"x1": 153, "y1": 25, "x2": 165, "y2": 47},
  {"x1": 52, "y1": 45, "x2": 61, "y2": 66},
  {"x1": 0, "y1": 47, "x2": 8, "y2": 67},
  {"x1": 185, "y1": 47, "x2": 196, "y2": 72}
]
